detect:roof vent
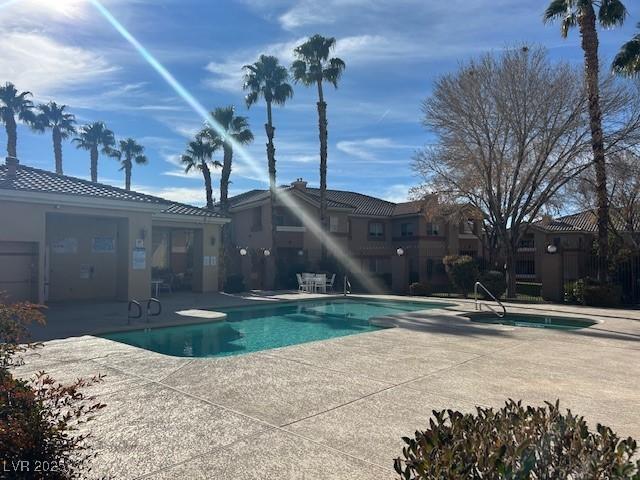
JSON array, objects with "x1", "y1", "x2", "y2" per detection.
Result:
[
  {"x1": 5, "y1": 156, "x2": 18, "y2": 178},
  {"x1": 291, "y1": 178, "x2": 307, "y2": 191}
]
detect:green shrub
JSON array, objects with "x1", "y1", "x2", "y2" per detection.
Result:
[
  {"x1": 409, "y1": 283, "x2": 431, "y2": 296},
  {"x1": 224, "y1": 274, "x2": 246, "y2": 293},
  {"x1": 442, "y1": 255, "x2": 479, "y2": 297},
  {"x1": 394, "y1": 400, "x2": 640, "y2": 479},
  {"x1": 583, "y1": 279, "x2": 622, "y2": 308},
  {"x1": 516, "y1": 281, "x2": 542, "y2": 298},
  {"x1": 564, "y1": 279, "x2": 585, "y2": 304},
  {"x1": 1, "y1": 297, "x2": 105, "y2": 479},
  {"x1": 479, "y1": 270, "x2": 506, "y2": 299}
]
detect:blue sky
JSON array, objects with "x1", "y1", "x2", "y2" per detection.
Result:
[{"x1": 1, "y1": 0, "x2": 637, "y2": 205}]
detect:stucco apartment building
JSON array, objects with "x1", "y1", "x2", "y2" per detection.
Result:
[
  {"x1": 0, "y1": 157, "x2": 228, "y2": 304},
  {"x1": 227, "y1": 179, "x2": 484, "y2": 292}
]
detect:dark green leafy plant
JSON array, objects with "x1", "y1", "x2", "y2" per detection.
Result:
[
  {"x1": 1, "y1": 295, "x2": 105, "y2": 479},
  {"x1": 442, "y1": 255, "x2": 479, "y2": 298},
  {"x1": 479, "y1": 270, "x2": 506, "y2": 299},
  {"x1": 224, "y1": 274, "x2": 246, "y2": 293},
  {"x1": 409, "y1": 283, "x2": 431, "y2": 296},
  {"x1": 394, "y1": 400, "x2": 640, "y2": 479}
]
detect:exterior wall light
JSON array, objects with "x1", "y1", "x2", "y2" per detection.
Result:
[
  {"x1": 263, "y1": 249, "x2": 271, "y2": 257},
  {"x1": 396, "y1": 247, "x2": 405, "y2": 256},
  {"x1": 239, "y1": 248, "x2": 248, "y2": 256},
  {"x1": 297, "y1": 250, "x2": 304, "y2": 256},
  {"x1": 547, "y1": 244, "x2": 558, "y2": 254}
]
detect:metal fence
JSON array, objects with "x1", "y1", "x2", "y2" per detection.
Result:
[{"x1": 571, "y1": 254, "x2": 640, "y2": 306}]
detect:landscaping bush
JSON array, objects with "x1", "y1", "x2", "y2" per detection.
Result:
[
  {"x1": 478, "y1": 270, "x2": 506, "y2": 299},
  {"x1": 516, "y1": 281, "x2": 543, "y2": 298},
  {"x1": 224, "y1": 274, "x2": 245, "y2": 293},
  {"x1": 409, "y1": 283, "x2": 431, "y2": 296},
  {"x1": 442, "y1": 255, "x2": 479, "y2": 297},
  {"x1": 583, "y1": 280, "x2": 622, "y2": 308},
  {"x1": 1, "y1": 296, "x2": 105, "y2": 479},
  {"x1": 394, "y1": 400, "x2": 640, "y2": 479},
  {"x1": 564, "y1": 279, "x2": 585, "y2": 304}
]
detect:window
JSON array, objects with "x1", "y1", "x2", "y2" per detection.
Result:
[
  {"x1": 516, "y1": 258, "x2": 536, "y2": 276},
  {"x1": 426, "y1": 222, "x2": 440, "y2": 236},
  {"x1": 518, "y1": 237, "x2": 535, "y2": 249},
  {"x1": 401, "y1": 222, "x2": 415, "y2": 237},
  {"x1": 462, "y1": 219, "x2": 475, "y2": 234},
  {"x1": 329, "y1": 216, "x2": 339, "y2": 233},
  {"x1": 251, "y1": 207, "x2": 262, "y2": 231},
  {"x1": 368, "y1": 222, "x2": 384, "y2": 239}
]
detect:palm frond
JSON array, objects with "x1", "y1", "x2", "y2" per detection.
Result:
[
  {"x1": 612, "y1": 26, "x2": 640, "y2": 76},
  {"x1": 598, "y1": 0, "x2": 627, "y2": 28},
  {"x1": 544, "y1": 0, "x2": 570, "y2": 22}
]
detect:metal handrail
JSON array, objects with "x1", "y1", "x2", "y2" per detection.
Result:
[
  {"x1": 146, "y1": 298, "x2": 162, "y2": 322},
  {"x1": 474, "y1": 282, "x2": 506, "y2": 318},
  {"x1": 343, "y1": 276, "x2": 351, "y2": 296},
  {"x1": 128, "y1": 300, "x2": 142, "y2": 325}
]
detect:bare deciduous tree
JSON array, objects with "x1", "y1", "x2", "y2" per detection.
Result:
[{"x1": 412, "y1": 47, "x2": 640, "y2": 297}]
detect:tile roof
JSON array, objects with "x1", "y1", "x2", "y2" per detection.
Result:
[
  {"x1": 534, "y1": 209, "x2": 638, "y2": 233},
  {"x1": 0, "y1": 164, "x2": 225, "y2": 218},
  {"x1": 392, "y1": 201, "x2": 425, "y2": 216},
  {"x1": 228, "y1": 187, "x2": 396, "y2": 217}
]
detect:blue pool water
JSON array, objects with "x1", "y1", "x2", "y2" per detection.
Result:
[{"x1": 101, "y1": 299, "x2": 451, "y2": 358}]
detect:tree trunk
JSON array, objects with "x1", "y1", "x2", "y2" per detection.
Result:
[
  {"x1": 202, "y1": 161, "x2": 214, "y2": 210},
  {"x1": 53, "y1": 128, "x2": 63, "y2": 175},
  {"x1": 90, "y1": 147, "x2": 98, "y2": 183},
  {"x1": 218, "y1": 144, "x2": 233, "y2": 291},
  {"x1": 5, "y1": 114, "x2": 17, "y2": 159},
  {"x1": 125, "y1": 165, "x2": 132, "y2": 191},
  {"x1": 317, "y1": 81, "x2": 328, "y2": 262},
  {"x1": 505, "y1": 247, "x2": 517, "y2": 299},
  {"x1": 265, "y1": 101, "x2": 277, "y2": 269},
  {"x1": 220, "y1": 144, "x2": 232, "y2": 209},
  {"x1": 579, "y1": 5, "x2": 609, "y2": 282}
]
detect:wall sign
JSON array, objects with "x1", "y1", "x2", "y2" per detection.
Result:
[
  {"x1": 52, "y1": 238, "x2": 77, "y2": 254},
  {"x1": 92, "y1": 237, "x2": 115, "y2": 253},
  {"x1": 132, "y1": 248, "x2": 146, "y2": 270}
]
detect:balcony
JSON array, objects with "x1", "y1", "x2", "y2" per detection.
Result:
[{"x1": 276, "y1": 225, "x2": 306, "y2": 233}]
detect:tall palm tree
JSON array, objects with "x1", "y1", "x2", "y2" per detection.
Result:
[
  {"x1": 73, "y1": 122, "x2": 116, "y2": 183},
  {"x1": 0, "y1": 82, "x2": 37, "y2": 159},
  {"x1": 181, "y1": 135, "x2": 220, "y2": 209},
  {"x1": 201, "y1": 106, "x2": 254, "y2": 211},
  {"x1": 111, "y1": 138, "x2": 148, "y2": 191},
  {"x1": 291, "y1": 34, "x2": 346, "y2": 259},
  {"x1": 613, "y1": 22, "x2": 640, "y2": 76},
  {"x1": 34, "y1": 102, "x2": 76, "y2": 175},
  {"x1": 201, "y1": 106, "x2": 254, "y2": 291},
  {"x1": 243, "y1": 55, "x2": 293, "y2": 262},
  {"x1": 544, "y1": 0, "x2": 628, "y2": 281}
]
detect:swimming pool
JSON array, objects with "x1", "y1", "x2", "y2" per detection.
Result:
[
  {"x1": 468, "y1": 312, "x2": 596, "y2": 330},
  {"x1": 101, "y1": 299, "x2": 451, "y2": 358}
]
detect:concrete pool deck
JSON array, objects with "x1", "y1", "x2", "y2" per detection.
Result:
[{"x1": 13, "y1": 293, "x2": 640, "y2": 479}]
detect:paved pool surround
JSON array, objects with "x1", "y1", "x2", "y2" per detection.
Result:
[{"x1": 13, "y1": 293, "x2": 640, "y2": 479}]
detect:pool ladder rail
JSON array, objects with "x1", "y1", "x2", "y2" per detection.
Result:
[
  {"x1": 127, "y1": 298, "x2": 162, "y2": 325},
  {"x1": 343, "y1": 276, "x2": 351, "y2": 296},
  {"x1": 474, "y1": 281, "x2": 506, "y2": 318}
]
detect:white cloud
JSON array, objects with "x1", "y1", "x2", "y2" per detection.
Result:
[
  {"x1": 336, "y1": 137, "x2": 416, "y2": 161},
  {"x1": 0, "y1": 32, "x2": 118, "y2": 99},
  {"x1": 377, "y1": 183, "x2": 411, "y2": 203},
  {"x1": 134, "y1": 185, "x2": 208, "y2": 206}
]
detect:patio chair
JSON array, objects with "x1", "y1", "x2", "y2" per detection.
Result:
[
  {"x1": 315, "y1": 274, "x2": 327, "y2": 293},
  {"x1": 296, "y1": 273, "x2": 307, "y2": 293},
  {"x1": 325, "y1": 273, "x2": 336, "y2": 292}
]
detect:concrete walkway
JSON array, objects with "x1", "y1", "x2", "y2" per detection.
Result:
[{"x1": 13, "y1": 293, "x2": 640, "y2": 479}]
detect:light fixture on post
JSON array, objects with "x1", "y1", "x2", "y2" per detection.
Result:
[
  {"x1": 396, "y1": 247, "x2": 404, "y2": 257},
  {"x1": 239, "y1": 247, "x2": 248, "y2": 257},
  {"x1": 263, "y1": 249, "x2": 271, "y2": 257},
  {"x1": 547, "y1": 244, "x2": 558, "y2": 254}
]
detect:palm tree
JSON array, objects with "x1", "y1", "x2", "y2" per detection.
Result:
[
  {"x1": 243, "y1": 55, "x2": 293, "y2": 262},
  {"x1": 111, "y1": 138, "x2": 148, "y2": 191},
  {"x1": 0, "y1": 82, "x2": 37, "y2": 159},
  {"x1": 181, "y1": 135, "x2": 220, "y2": 209},
  {"x1": 613, "y1": 22, "x2": 640, "y2": 76},
  {"x1": 201, "y1": 106, "x2": 254, "y2": 212},
  {"x1": 73, "y1": 122, "x2": 116, "y2": 183},
  {"x1": 291, "y1": 34, "x2": 346, "y2": 259},
  {"x1": 34, "y1": 102, "x2": 76, "y2": 175},
  {"x1": 201, "y1": 106, "x2": 253, "y2": 291},
  {"x1": 544, "y1": 0, "x2": 628, "y2": 281}
]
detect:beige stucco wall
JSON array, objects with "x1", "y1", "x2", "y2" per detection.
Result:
[{"x1": 0, "y1": 197, "x2": 225, "y2": 303}]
